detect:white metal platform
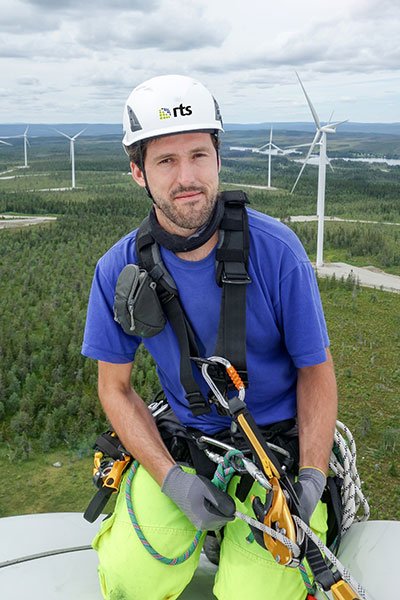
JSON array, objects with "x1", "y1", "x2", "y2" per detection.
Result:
[{"x1": 0, "y1": 513, "x2": 398, "y2": 599}]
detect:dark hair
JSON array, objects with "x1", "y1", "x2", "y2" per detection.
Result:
[{"x1": 124, "y1": 131, "x2": 220, "y2": 168}]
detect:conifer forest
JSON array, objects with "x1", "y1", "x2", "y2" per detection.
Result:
[{"x1": 0, "y1": 130, "x2": 399, "y2": 519}]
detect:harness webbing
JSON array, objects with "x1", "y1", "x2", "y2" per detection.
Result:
[
  {"x1": 215, "y1": 194, "x2": 251, "y2": 382},
  {"x1": 135, "y1": 191, "x2": 251, "y2": 416}
]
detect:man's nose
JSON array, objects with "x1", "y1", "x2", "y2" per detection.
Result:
[{"x1": 176, "y1": 159, "x2": 196, "y2": 185}]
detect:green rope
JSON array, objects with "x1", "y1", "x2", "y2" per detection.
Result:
[{"x1": 125, "y1": 449, "x2": 243, "y2": 566}]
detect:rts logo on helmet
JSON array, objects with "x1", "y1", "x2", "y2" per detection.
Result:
[{"x1": 158, "y1": 104, "x2": 193, "y2": 121}]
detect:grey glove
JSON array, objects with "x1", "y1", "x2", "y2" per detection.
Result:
[
  {"x1": 161, "y1": 465, "x2": 236, "y2": 531},
  {"x1": 294, "y1": 467, "x2": 326, "y2": 524}
]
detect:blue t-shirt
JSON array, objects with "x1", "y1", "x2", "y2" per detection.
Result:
[{"x1": 82, "y1": 208, "x2": 329, "y2": 434}]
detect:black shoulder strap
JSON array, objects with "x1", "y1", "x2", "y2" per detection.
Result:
[
  {"x1": 215, "y1": 190, "x2": 251, "y2": 384},
  {"x1": 136, "y1": 220, "x2": 211, "y2": 416},
  {"x1": 135, "y1": 192, "x2": 251, "y2": 415}
]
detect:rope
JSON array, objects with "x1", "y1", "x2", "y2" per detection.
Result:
[
  {"x1": 125, "y1": 460, "x2": 202, "y2": 565},
  {"x1": 125, "y1": 450, "x2": 242, "y2": 566},
  {"x1": 293, "y1": 517, "x2": 374, "y2": 600},
  {"x1": 329, "y1": 421, "x2": 370, "y2": 535}
]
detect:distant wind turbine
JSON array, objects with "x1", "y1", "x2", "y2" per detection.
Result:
[
  {"x1": 257, "y1": 126, "x2": 284, "y2": 188},
  {"x1": 1, "y1": 127, "x2": 31, "y2": 167},
  {"x1": 22, "y1": 126, "x2": 30, "y2": 168},
  {"x1": 55, "y1": 128, "x2": 86, "y2": 188},
  {"x1": 291, "y1": 72, "x2": 347, "y2": 267},
  {"x1": 15, "y1": 127, "x2": 30, "y2": 167}
]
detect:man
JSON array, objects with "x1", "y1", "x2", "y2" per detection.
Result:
[{"x1": 82, "y1": 74, "x2": 337, "y2": 600}]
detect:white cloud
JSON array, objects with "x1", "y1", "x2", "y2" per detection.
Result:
[{"x1": 0, "y1": 0, "x2": 399, "y2": 122}]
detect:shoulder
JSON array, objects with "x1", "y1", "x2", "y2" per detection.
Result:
[
  {"x1": 96, "y1": 228, "x2": 139, "y2": 285},
  {"x1": 247, "y1": 208, "x2": 309, "y2": 264}
]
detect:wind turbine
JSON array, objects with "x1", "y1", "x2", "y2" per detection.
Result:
[
  {"x1": 22, "y1": 126, "x2": 30, "y2": 168},
  {"x1": 55, "y1": 128, "x2": 86, "y2": 189},
  {"x1": 291, "y1": 73, "x2": 347, "y2": 267},
  {"x1": 15, "y1": 126, "x2": 30, "y2": 167},
  {"x1": 1, "y1": 127, "x2": 31, "y2": 167},
  {"x1": 257, "y1": 126, "x2": 285, "y2": 188}
]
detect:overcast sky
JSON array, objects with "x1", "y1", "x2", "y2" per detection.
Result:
[{"x1": 1, "y1": 0, "x2": 399, "y2": 124}]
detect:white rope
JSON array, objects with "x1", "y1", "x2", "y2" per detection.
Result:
[
  {"x1": 293, "y1": 516, "x2": 375, "y2": 600},
  {"x1": 330, "y1": 420, "x2": 370, "y2": 535}
]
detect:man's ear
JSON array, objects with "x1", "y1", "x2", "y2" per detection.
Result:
[{"x1": 130, "y1": 162, "x2": 146, "y2": 188}]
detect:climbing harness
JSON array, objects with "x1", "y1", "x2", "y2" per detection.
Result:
[{"x1": 114, "y1": 190, "x2": 251, "y2": 416}]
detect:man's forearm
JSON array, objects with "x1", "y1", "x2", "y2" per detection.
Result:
[
  {"x1": 99, "y1": 385, "x2": 175, "y2": 486},
  {"x1": 296, "y1": 349, "x2": 338, "y2": 473}
]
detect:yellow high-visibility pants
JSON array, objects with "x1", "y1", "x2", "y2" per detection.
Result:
[{"x1": 93, "y1": 464, "x2": 327, "y2": 600}]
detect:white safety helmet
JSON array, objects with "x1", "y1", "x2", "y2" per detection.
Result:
[{"x1": 122, "y1": 74, "x2": 223, "y2": 147}]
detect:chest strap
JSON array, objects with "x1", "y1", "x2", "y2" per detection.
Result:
[{"x1": 135, "y1": 190, "x2": 251, "y2": 416}]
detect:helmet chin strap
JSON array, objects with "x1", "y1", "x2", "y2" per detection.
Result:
[{"x1": 137, "y1": 142, "x2": 154, "y2": 200}]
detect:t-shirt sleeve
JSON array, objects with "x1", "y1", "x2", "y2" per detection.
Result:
[
  {"x1": 277, "y1": 260, "x2": 330, "y2": 368},
  {"x1": 81, "y1": 261, "x2": 141, "y2": 363}
]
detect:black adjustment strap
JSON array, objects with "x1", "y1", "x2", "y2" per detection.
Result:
[
  {"x1": 83, "y1": 487, "x2": 113, "y2": 523},
  {"x1": 305, "y1": 540, "x2": 341, "y2": 591},
  {"x1": 163, "y1": 296, "x2": 210, "y2": 416},
  {"x1": 93, "y1": 432, "x2": 125, "y2": 461},
  {"x1": 215, "y1": 192, "x2": 251, "y2": 380},
  {"x1": 136, "y1": 220, "x2": 210, "y2": 415}
]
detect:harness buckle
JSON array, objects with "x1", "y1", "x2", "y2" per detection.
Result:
[
  {"x1": 185, "y1": 392, "x2": 211, "y2": 416},
  {"x1": 221, "y1": 271, "x2": 252, "y2": 285}
]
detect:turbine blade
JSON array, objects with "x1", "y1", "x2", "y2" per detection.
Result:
[
  {"x1": 0, "y1": 140, "x2": 12, "y2": 146},
  {"x1": 328, "y1": 119, "x2": 348, "y2": 128},
  {"x1": 24, "y1": 126, "x2": 29, "y2": 135},
  {"x1": 328, "y1": 157, "x2": 334, "y2": 173},
  {"x1": 291, "y1": 131, "x2": 321, "y2": 194},
  {"x1": 72, "y1": 127, "x2": 86, "y2": 140},
  {"x1": 258, "y1": 143, "x2": 270, "y2": 151},
  {"x1": 286, "y1": 142, "x2": 315, "y2": 150},
  {"x1": 269, "y1": 126, "x2": 273, "y2": 145},
  {"x1": 295, "y1": 71, "x2": 321, "y2": 130},
  {"x1": 54, "y1": 128, "x2": 72, "y2": 140}
]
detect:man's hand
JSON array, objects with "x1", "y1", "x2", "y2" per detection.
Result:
[
  {"x1": 294, "y1": 467, "x2": 326, "y2": 524},
  {"x1": 162, "y1": 465, "x2": 236, "y2": 531}
]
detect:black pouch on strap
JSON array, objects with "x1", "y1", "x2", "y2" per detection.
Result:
[{"x1": 113, "y1": 264, "x2": 166, "y2": 338}]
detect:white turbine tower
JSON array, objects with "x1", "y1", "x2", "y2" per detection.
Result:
[
  {"x1": 55, "y1": 128, "x2": 86, "y2": 189},
  {"x1": 257, "y1": 126, "x2": 285, "y2": 188},
  {"x1": 22, "y1": 126, "x2": 30, "y2": 168},
  {"x1": 291, "y1": 73, "x2": 347, "y2": 267}
]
